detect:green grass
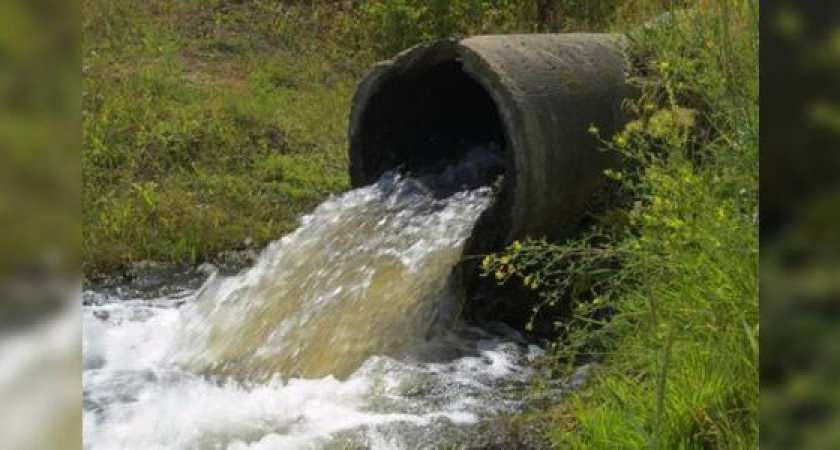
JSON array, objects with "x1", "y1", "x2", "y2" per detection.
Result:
[
  {"x1": 83, "y1": 1, "x2": 367, "y2": 272},
  {"x1": 481, "y1": 1, "x2": 759, "y2": 447}
]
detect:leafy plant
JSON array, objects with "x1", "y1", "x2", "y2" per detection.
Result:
[{"x1": 481, "y1": 2, "x2": 759, "y2": 447}]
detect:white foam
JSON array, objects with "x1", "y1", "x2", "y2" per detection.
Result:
[
  {"x1": 84, "y1": 159, "x2": 542, "y2": 449},
  {"x1": 83, "y1": 294, "x2": 539, "y2": 449}
]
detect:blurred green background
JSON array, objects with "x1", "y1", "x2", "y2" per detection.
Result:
[{"x1": 761, "y1": 0, "x2": 840, "y2": 448}]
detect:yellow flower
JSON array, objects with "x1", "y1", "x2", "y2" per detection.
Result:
[
  {"x1": 499, "y1": 255, "x2": 510, "y2": 265},
  {"x1": 481, "y1": 255, "x2": 492, "y2": 271},
  {"x1": 614, "y1": 135, "x2": 628, "y2": 148},
  {"x1": 510, "y1": 240, "x2": 523, "y2": 252},
  {"x1": 495, "y1": 270, "x2": 505, "y2": 280},
  {"x1": 644, "y1": 102, "x2": 656, "y2": 111},
  {"x1": 624, "y1": 120, "x2": 644, "y2": 133},
  {"x1": 604, "y1": 169, "x2": 622, "y2": 180},
  {"x1": 523, "y1": 275, "x2": 532, "y2": 286},
  {"x1": 659, "y1": 60, "x2": 670, "y2": 72},
  {"x1": 587, "y1": 124, "x2": 599, "y2": 135}
]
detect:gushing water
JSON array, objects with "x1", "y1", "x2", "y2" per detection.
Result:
[
  {"x1": 84, "y1": 151, "x2": 542, "y2": 449},
  {"x1": 170, "y1": 172, "x2": 492, "y2": 380}
]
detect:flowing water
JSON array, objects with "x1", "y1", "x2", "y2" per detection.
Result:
[{"x1": 83, "y1": 152, "x2": 544, "y2": 449}]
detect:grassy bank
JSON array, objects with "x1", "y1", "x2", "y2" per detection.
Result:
[
  {"x1": 82, "y1": 0, "x2": 658, "y2": 274},
  {"x1": 482, "y1": 1, "x2": 759, "y2": 447},
  {"x1": 83, "y1": 1, "x2": 364, "y2": 273}
]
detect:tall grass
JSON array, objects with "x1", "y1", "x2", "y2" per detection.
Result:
[{"x1": 482, "y1": 1, "x2": 758, "y2": 447}]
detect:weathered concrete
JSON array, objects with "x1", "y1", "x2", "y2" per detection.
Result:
[
  {"x1": 349, "y1": 33, "x2": 631, "y2": 244},
  {"x1": 348, "y1": 34, "x2": 632, "y2": 320}
]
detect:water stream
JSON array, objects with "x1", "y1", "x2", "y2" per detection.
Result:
[{"x1": 83, "y1": 151, "x2": 543, "y2": 449}]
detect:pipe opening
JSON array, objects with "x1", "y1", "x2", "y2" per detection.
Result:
[
  {"x1": 353, "y1": 59, "x2": 507, "y2": 191},
  {"x1": 350, "y1": 52, "x2": 517, "y2": 288},
  {"x1": 349, "y1": 35, "x2": 631, "y2": 326}
]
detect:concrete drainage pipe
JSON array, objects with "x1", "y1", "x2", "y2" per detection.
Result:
[{"x1": 348, "y1": 34, "x2": 633, "y2": 317}]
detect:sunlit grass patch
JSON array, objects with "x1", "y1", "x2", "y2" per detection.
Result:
[{"x1": 83, "y1": 0, "x2": 358, "y2": 273}]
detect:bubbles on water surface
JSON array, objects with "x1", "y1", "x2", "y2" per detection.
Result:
[{"x1": 83, "y1": 289, "x2": 543, "y2": 449}]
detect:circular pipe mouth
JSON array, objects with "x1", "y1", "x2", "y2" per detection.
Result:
[
  {"x1": 348, "y1": 40, "x2": 522, "y2": 257},
  {"x1": 349, "y1": 34, "x2": 632, "y2": 325}
]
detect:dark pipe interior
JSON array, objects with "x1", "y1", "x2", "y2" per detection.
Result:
[
  {"x1": 356, "y1": 60, "x2": 506, "y2": 182},
  {"x1": 354, "y1": 56, "x2": 519, "y2": 324}
]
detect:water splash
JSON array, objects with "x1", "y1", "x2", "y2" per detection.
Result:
[
  {"x1": 83, "y1": 150, "x2": 545, "y2": 449},
  {"x1": 169, "y1": 171, "x2": 493, "y2": 380},
  {"x1": 83, "y1": 292, "x2": 540, "y2": 449}
]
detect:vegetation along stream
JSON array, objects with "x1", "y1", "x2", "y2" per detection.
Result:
[{"x1": 82, "y1": 1, "x2": 759, "y2": 447}]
